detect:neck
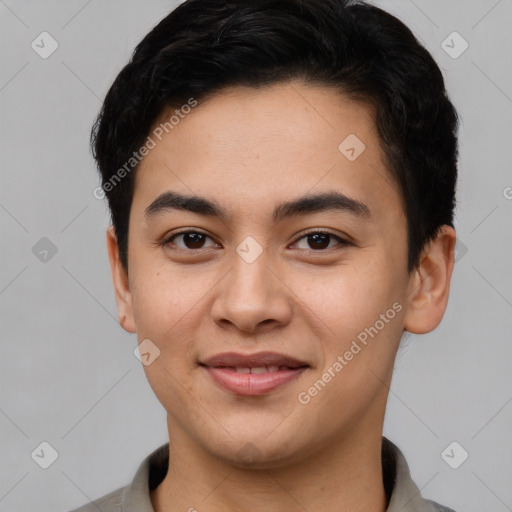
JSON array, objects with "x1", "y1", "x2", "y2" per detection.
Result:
[{"x1": 150, "y1": 418, "x2": 388, "y2": 512}]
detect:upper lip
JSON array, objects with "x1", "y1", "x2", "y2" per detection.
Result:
[{"x1": 200, "y1": 351, "x2": 309, "y2": 368}]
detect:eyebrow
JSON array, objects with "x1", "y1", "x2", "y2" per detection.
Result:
[{"x1": 144, "y1": 190, "x2": 371, "y2": 222}]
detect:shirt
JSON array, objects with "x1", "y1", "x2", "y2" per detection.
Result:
[{"x1": 69, "y1": 437, "x2": 457, "y2": 512}]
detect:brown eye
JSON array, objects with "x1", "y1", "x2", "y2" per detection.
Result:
[
  {"x1": 165, "y1": 231, "x2": 217, "y2": 250},
  {"x1": 293, "y1": 231, "x2": 348, "y2": 251}
]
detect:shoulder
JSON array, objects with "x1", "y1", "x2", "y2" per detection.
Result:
[
  {"x1": 67, "y1": 485, "x2": 126, "y2": 512},
  {"x1": 423, "y1": 498, "x2": 458, "y2": 512},
  {"x1": 65, "y1": 443, "x2": 168, "y2": 512},
  {"x1": 382, "y1": 437, "x2": 460, "y2": 512}
]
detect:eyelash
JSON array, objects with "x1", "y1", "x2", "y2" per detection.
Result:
[{"x1": 161, "y1": 229, "x2": 351, "y2": 252}]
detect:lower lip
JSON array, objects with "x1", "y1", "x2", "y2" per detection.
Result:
[{"x1": 203, "y1": 366, "x2": 308, "y2": 396}]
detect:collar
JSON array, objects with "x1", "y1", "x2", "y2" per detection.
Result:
[{"x1": 119, "y1": 437, "x2": 451, "y2": 512}]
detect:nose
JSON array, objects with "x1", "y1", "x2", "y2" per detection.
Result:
[{"x1": 210, "y1": 249, "x2": 293, "y2": 335}]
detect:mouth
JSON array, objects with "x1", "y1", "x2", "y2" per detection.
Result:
[{"x1": 199, "y1": 351, "x2": 310, "y2": 396}]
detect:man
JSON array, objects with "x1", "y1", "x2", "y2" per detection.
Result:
[{"x1": 74, "y1": 0, "x2": 460, "y2": 510}]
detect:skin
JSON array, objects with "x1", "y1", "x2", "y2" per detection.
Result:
[{"x1": 106, "y1": 81, "x2": 456, "y2": 512}]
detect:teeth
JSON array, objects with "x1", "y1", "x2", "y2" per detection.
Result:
[{"x1": 233, "y1": 366, "x2": 282, "y2": 373}]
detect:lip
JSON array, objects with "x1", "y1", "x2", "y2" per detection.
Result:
[
  {"x1": 200, "y1": 351, "x2": 310, "y2": 396},
  {"x1": 202, "y1": 366, "x2": 308, "y2": 396},
  {"x1": 201, "y1": 351, "x2": 309, "y2": 368}
]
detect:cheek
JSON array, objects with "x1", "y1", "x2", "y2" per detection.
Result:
[
  {"x1": 129, "y1": 269, "x2": 207, "y2": 402},
  {"x1": 293, "y1": 266, "x2": 404, "y2": 426},
  {"x1": 130, "y1": 261, "x2": 212, "y2": 335},
  {"x1": 288, "y1": 261, "x2": 396, "y2": 336},
  {"x1": 131, "y1": 267, "x2": 207, "y2": 411},
  {"x1": 286, "y1": 259, "x2": 404, "y2": 384}
]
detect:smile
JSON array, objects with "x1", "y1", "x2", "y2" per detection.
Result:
[{"x1": 202, "y1": 365, "x2": 309, "y2": 396}]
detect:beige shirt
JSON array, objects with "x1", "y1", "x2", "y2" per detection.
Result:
[{"x1": 70, "y1": 437, "x2": 456, "y2": 512}]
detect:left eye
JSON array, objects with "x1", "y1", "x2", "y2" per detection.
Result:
[
  {"x1": 293, "y1": 232, "x2": 347, "y2": 250},
  {"x1": 165, "y1": 231, "x2": 218, "y2": 250}
]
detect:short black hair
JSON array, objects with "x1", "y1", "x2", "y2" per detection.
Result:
[{"x1": 92, "y1": 0, "x2": 459, "y2": 273}]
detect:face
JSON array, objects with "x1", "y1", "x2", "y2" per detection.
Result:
[{"x1": 109, "y1": 82, "x2": 447, "y2": 468}]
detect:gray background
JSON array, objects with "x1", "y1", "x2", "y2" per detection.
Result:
[{"x1": 1, "y1": 1, "x2": 511, "y2": 511}]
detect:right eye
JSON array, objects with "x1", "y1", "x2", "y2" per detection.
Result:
[{"x1": 162, "y1": 230, "x2": 220, "y2": 251}]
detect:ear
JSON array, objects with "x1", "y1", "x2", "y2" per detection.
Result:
[
  {"x1": 106, "y1": 226, "x2": 137, "y2": 333},
  {"x1": 403, "y1": 225, "x2": 456, "y2": 334}
]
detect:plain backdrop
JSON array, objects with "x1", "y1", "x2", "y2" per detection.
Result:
[{"x1": 1, "y1": 1, "x2": 511, "y2": 511}]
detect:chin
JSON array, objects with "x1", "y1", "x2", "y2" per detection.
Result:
[{"x1": 199, "y1": 425, "x2": 311, "y2": 470}]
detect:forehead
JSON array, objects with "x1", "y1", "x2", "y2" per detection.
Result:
[{"x1": 133, "y1": 82, "x2": 402, "y2": 223}]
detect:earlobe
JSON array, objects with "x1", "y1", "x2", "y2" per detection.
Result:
[
  {"x1": 403, "y1": 225, "x2": 456, "y2": 335},
  {"x1": 106, "y1": 226, "x2": 137, "y2": 333}
]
